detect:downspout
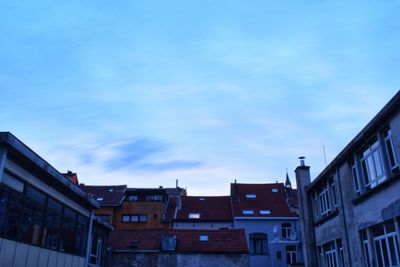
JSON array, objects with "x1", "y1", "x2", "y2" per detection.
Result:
[
  {"x1": 335, "y1": 166, "x2": 352, "y2": 267},
  {"x1": 84, "y1": 210, "x2": 94, "y2": 267}
]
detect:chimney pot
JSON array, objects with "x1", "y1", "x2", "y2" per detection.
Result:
[{"x1": 299, "y1": 156, "x2": 306, "y2": 166}]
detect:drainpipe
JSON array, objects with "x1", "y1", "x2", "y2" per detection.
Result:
[
  {"x1": 335, "y1": 166, "x2": 352, "y2": 267},
  {"x1": 84, "y1": 210, "x2": 94, "y2": 267}
]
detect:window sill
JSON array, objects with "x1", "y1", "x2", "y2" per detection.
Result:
[
  {"x1": 352, "y1": 173, "x2": 400, "y2": 205},
  {"x1": 313, "y1": 209, "x2": 339, "y2": 226}
]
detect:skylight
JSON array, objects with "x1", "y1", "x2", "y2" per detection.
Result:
[
  {"x1": 243, "y1": 210, "x2": 254, "y2": 215},
  {"x1": 246, "y1": 194, "x2": 256, "y2": 199},
  {"x1": 260, "y1": 210, "x2": 271, "y2": 215},
  {"x1": 108, "y1": 188, "x2": 114, "y2": 192},
  {"x1": 199, "y1": 235, "x2": 208, "y2": 241},
  {"x1": 188, "y1": 213, "x2": 200, "y2": 219},
  {"x1": 96, "y1": 197, "x2": 104, "y2": 201},
  {"x1": 272, "y1": 188, "x2": 278, "y2": 193}
]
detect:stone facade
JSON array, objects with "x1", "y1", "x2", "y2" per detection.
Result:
[{"x1": 296, "y1": 91, "x2": 400, "y2": 267}]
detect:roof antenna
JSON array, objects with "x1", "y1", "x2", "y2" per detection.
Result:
[{"x1": 323, "y1": 146, "x2": 327, "y2": 166}]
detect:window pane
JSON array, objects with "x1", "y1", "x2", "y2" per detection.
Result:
[
  {"x1": 75, "y1": 215, "x2": 88, "y2": 256},
  {"x1": 44, "y1": 198, "x2": 62, "y2": 249},
  {"x1": 122, "y1": 215, "x2": 130, "y2": 222},
  {"x1": 139, "y1": 214, "x2": 147, "y2": 222},
  {"x1": 19, "y1": 186, "x2": 46, "y2": 245},
  {"x1": 0, "y1": 187, "x2": 9, "y2": 234},
  {"x1": 5, "y1": 190, "x2": 23, "y2": 239},
  {"x1": 381, "y1": 239, "x2": 390, "y2": 266},
  {"x1": 388, "y1": 237, "x2": 398, "y2": 265},
  {"x1": 131, "y1": 215, "x2": 139, "y2": 222},
  {"x1": 373, "y1": 150, "x2": 384, "y2": 178},
  {"x1": 60, "y1": 208, "x2": 77, "y2": 254}
]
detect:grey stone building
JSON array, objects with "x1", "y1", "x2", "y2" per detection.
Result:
[{"x1": 296, "y1": 90, "x2": 400, "y2": 267}]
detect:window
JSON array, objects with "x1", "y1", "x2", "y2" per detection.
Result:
[
  {"x1": 337, "y1": 239, "x2": 345, "y2": 267},
  {"x1": 0, "y1": 177, "x2": 89, "y2": 257},
  {"x1": 361, "y1": 230, "x2": 372, "y2": 267},
  {"x1": 188, "y1": 212, "x2": 200, "y2": 219},
  {"x1": 318, "y1": 241, "x2": 338, "y2": 267},
  {"x1": 319, "y1": 184, "x2": 331, "y2": 216},
  {"x1": 360, "y1": 138, "x2": 386, "y2": 190},
  {"x1": 243, "y1": 210, "x2": 254, "y2": 215},
  {"x1": 246, "y1": 194, "x2": 256, "y2": 199},
  {"x1": 314, "y1": 177, "x2": 338, "y2": 218},
  {"x1": 259, "y1": 210, "x2": 271, "y2": 215},
  {"x1": 250, "y1": 233, "x2": 267, "y2": 255},
  {"x1": 121, "y1": 214, "x2": 147, "y2": 223},
  {"x1": 199, "y1": 234, "x2": 208, "y2": 241},
  {"x1": 372, "y1": 219, "x2": 400, "y2": 267},
  {"x1": 44, "y1": 198, "x2": 63, "y2": 250},
  {"x1": 286, "y1": 245, "x2": 297, "y2": 264},
  {"x1": 384, "y1": 128, "x2": 399, "y2": 174},
  {"x1": 282, "y1": 223, "x2": 291, "y2": 239},
  {"x1": 121, "y1": 214, "x2": 130, "y2": 222},
  {"x1": 19, "y1": 186, "x2": 46, "y2": 245},
  {"x1": 272, "y1": 188, "x2": 278, "y2": 193},
  {"x1": 139, "y1": 214, "x2": 147, "y2": 222},
  {"x1": 90, "y1": 233, "x2": 103, "y2": 265},
  {"x1": 351, "y1": 159, "x2": 361, "y2": 195},
  {"x1": 145, "y1": 195, "x2": 163, "y2": 202},
  {"x1": 127, "y1": 195, "x2": 138, "y2": 202},
  {"x1": 60, "y1": 207, "x2": 77, "y2": 254}
]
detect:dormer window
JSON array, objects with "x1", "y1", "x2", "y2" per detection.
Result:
[
  {"x1": 243, "y1": 210, "x2": 254, "y2": 215},
  {"x1": 246, "y1": 194, "x2": 256, "y2": 199},
  {"x1": 199, "y1": 235, "x2": 208, "y2": 241},
  {"x1": 188, "y1": 213, "x2": 200, "y2": 219},
  {"x1": 260, "y1": 210, "x2": 271, "y2": 215}
]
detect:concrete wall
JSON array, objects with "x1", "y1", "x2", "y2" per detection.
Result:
[
  {"x1": 111, "y1": 252, "x2": 249, "y2": 267},
  {"x1": 234, "y1": 218, "x2": 302, "y2": 267},
  {"x1": 0, "y1": 237, "x2": 85, "y2": 267},
  {"x1": 173, "y1": 222, "x2": 233, "y2": 229}
]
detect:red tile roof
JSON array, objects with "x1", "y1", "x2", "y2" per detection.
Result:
[
  {"x1": 109, "y1": 229, "x2": 164, "y2": 250},
  {"x1": 109, "y1": 229, "x2": 248, "y2": 253},
  {"x1": 80, "y1": 184, "x2": 127, "y2": 206},
  {"x1": 230, "y1": 183, "x2": 297, "y2": 218},
  {"x1": 175, "y1": 196, "x2": 233, "y2": 222},
  {"x1": 167, "y1": 229, "x2": 248, "y2": 253}
]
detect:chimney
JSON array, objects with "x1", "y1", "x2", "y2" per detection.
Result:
[{"x1": 295, "y1": 157, "x2": 317, "y2": 266}]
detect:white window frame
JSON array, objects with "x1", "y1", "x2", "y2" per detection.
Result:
[
  {"x1": 384, "y1": 128, "x2": 399, "y2": 173},
  {"x1": 372, "y1": 221, "x2": 400, "y2": 267},
  {"x1": 286, "y1": 245, "x2": 297, "y2": 264},
  {"x1": 282, "y1": 223, "x2": 292, "y2": 239},
  {"x1": 360, "y1": 138, "x2": 386, "y2": 190},
  {"x1": 319, "y1": 185, "x2": 331, "y2": 216}
]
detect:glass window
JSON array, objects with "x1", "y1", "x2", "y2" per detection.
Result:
[
  {"x1": 372, "y1": 219, "x2": 400, "y2": 267},
  {"x1": 282, "y1": 223, "x2": 291, "y2": 239},
  {"x1": 90, "y1": 232, "x2": 103, "y2": 265},
  {"x1": 19, "y1": 186, "x2": 46, "y2": 245},
  {"x1": 361, "y1": 139, "x2": 386, "y2": 190},
  {"x1": 259, "y1": 210, "x2": 271, "y2": 215},
  {"x1": 246, "y1": 194, "x2": 256, "y2": 199},
  {"x1": 75, "y1": 215, "x2": 88, "y2": 256},
  {"x1": 44, "y1": 198, "x2": 63, "y2": 250},
  {"x1": 323, "y1": 241, "x2": 338, "y2": 267},
  {"x1": 121, "y1": 215, "x2": 130, "y2": 222},
  {"x1": 361, "y1": 230, "x2": 372, "y2": 267},
  {"x1": 250, "y1": 233, "x2": 267, "y2": 255},
  {"x1": 188, "y1": 213, "x2": 200, "y2": 219},
  {"x1": 199, "y1": 235, "x2": 208, "y2": 241},
  {"x1": 286, "y1": 245, "x2": 296, "y2": 264},
  {"x1": 351, "y1": 160, "x2": 361, "y2": 195},
  {"x1": 384, "y1": 128, "x2": 399, "y2": 173},
  {"x1": 139, "y1": 214, "x2": 147, "y2": 222},
  {"x1": 243, "y1": 210, "x2": 254, "y2": 215},
  {"x1": 127, "y1": 195, "x2": 138, "y2": 202},
  {"x1": 60, "y1": 207, "x2": 77, "y2": 254},
  {"x1": 318, "y1": 184, "x2": 331, "y2": 216},
  {"x1": 0, "y1": 186, "x2": 9, "y2": 235},
  {"x1": 4, "y1": 187, "x2": 23, "y2": 239}
]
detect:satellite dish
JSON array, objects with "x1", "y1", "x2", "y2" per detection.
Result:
[
  {"x1": 290, "y1": 231, "x2": 297, "y2": 241},
  {"x1": 272, "y1": 225, "x2": 279, "y2": 234}
]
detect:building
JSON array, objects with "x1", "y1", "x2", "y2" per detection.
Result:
[
  {"x1": 231, "y1": 182, "x2": 303, "y2": 267},
  {"x1": 0, "y1": 132, "x2": 110, "y2": 267},
  {"x1": 296, "y1": 90, "x2": 400, "y2": 267},
  {"x1": 109, "y1": 228, "x2": 249, "y2": 267},
  {"x1": 80, "y1": 185, "x2": 186, "y2": 230},
  {"x1": 171, "y1": 196, "x2": 233, "y2": 229}
]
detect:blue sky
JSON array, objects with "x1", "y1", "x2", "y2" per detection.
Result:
[{"x1": 1, "y1": 1, "x2": 399, "y2": 195}]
